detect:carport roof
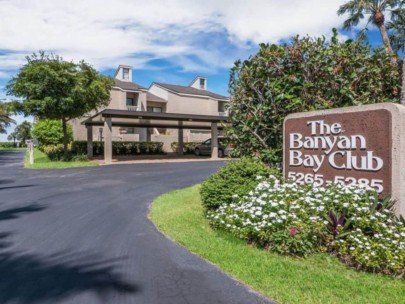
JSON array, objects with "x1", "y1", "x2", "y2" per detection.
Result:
[{"x1": 82, "y1": 109, "x2": 228, "y2": 130}]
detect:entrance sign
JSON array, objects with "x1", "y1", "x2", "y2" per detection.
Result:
[{"x1": 283, "y1": 103, "x2": 405, "y2": 216}]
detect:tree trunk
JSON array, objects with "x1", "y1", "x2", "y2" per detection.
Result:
[
  {"x1": 62, "y1": 117, "x2": 68, "y2": 160},
  {"x1": 377, "y1": 23, "x2": 396, "y2": 64},
  {"x1": 401, "y1": 43, "x2": 405, "y2": 106}
]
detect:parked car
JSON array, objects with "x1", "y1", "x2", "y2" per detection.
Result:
[{"x1": 194, "y1": 136, "x2": 234, "y2": 158}]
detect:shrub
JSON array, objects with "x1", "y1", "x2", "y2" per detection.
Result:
[
  {"x1": 207, "y1": 176, "x2": 405, "y2": 276},
  {"x1": 171, "y1": 142, "x2": 200, "y2": 154},
  {"x1": 71, "y1": 141, "x2": 164, "y2": 156},
  {"x1": 32, "y1": 119, "x2": 73, "y2": 147},
  {"x1": 0, "y1": 142, "x2": 17, "y2": 148},
  {"x1": 227, "y1": 30, "x2": 400, "y2": 166},
  {"x1": 200, "y1": 158, "x2": 279, "y2": 210},
  {"x1": 41, "y1": 144, "x2": 67, "y2": 160}
]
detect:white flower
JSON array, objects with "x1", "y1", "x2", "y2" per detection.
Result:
[{"x1": 350, "y1": 247, "x2": 355, "y2": 250}]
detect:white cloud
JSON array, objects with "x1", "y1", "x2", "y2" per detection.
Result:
[{"x1": 0, "y1": 0, "x2": 347, "y2": 73}]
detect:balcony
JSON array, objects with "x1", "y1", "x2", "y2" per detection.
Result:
[{"x1": 127, "y1": 105, "x2": 141, "y2": 111}]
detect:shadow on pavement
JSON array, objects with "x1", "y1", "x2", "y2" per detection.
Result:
[
  {"x1": 0, "y1": 204, "x2": 46, "y2": 221},
  {"x1": 0, "y1": 249, "x2": 139, "y2": 303},
  {"x1": 0, "y1": 179, "x2": 14, "y2": 185},
  {"x1": 0, "y1": 185, "x2": 36, "y2": 191}
]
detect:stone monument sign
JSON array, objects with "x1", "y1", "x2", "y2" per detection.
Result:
[{"x1": 283, "y1": 103, "x2": 405, "y2": 216}]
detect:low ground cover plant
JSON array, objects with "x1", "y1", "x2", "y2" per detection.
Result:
[
  {"x1": 200, "y1": 158, "x2": 279, "y2": 210},
  {"x1": 207, "y1": 175, "x2": 405, "y2": 277}
]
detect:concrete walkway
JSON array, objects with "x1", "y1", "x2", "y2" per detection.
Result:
[{"x1": 0, "y1": 150, "x2": 271, "y2": 304}]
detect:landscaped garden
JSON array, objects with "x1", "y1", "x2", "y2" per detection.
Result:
[
  {"x1": 150, "y1": 182, "x2": 405, "y2": 304},
  {"x1": 151, "y1": 11, "x2": 405, "y2": 303}
]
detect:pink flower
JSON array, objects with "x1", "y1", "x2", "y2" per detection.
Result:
[{"x1": 289, "y1": 228, "x2": 297, "y2": 236}]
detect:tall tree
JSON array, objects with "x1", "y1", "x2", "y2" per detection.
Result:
[
  {"x1": 6, "y1": 52, "x2": 113, "y2": 158},
  {"x1": 0, "y1": 102, "x2": 15, "y2": 134},
  {"x1": 337, "y1": 0, "x2": 399, "y2": 56},
  {"x1": 13, "y1": 120, "x2": 32, "y2": 144},
  {"x1": 386, "y1": 6, "x2": 405, "y2": 53},
  {"x1": 7, "y1": 131, "x2": 17, "y2": 144},
  {"x1": 387, "y1": 4, "x2": 405, "y2": 105}
]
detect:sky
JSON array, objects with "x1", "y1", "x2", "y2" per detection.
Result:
[{"x1": 0, "y1": 0, "x2": 390, "y2": 141}]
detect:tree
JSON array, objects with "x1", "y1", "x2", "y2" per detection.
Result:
[
  {"x1": 7, "y1": 131, "x2": 18, "y2": 145},
  {"x1": 6, "y1": 52, "x2": 113, "y2": 158},
  {"x1": 31, "y1": 119, "x2": 73, "y2": 146},
  {"x1": 0, "y1": 102, "x2": 15, "y2": 134},
  {"x1": 337, "y1": 0, "x2": 399, "y2": 56},
  {"x1": 13, "y1": 120, "x2": 32, "y2": 144},
  {"x1": 227, "y1": 30, "x2": 401, "y2": 165},
  {"x1": 386, "y1": 6, "x2": 405, "y2": 54}
]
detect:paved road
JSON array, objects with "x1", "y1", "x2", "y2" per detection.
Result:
[{"x1": 0, "y1": 150, "x2": 271, "y2": 304}]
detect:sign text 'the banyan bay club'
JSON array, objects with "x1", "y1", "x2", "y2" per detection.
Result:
[{"x1": 283, "y1": 103, "x2": 405, "y2": 216}]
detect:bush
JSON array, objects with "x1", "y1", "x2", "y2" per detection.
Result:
[
  {"x1": 32, "y1": 119, "x2": 73, "y2": 147},
  {"x1": 227, "y1": 30, "x2": 400, "y2": 166},
  {"x1": 0, "y1": 142, "x2": 17, "y2": 148},
  {"x1": 71, "y1": 141, "x2": 164, "y2": 156},
  {"x1": 207, "y1": 176, "x2": 405, "y2": 276},
  {"x1": 200, "y1": 158, "x2": 279, "y2": 210},
  {"x1": 171, "y1": 142, "x2": 200, "y2": 154}
]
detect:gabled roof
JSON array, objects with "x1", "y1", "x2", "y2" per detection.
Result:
[
  {"x1": 154, "y1": 83, "x2": 229, "y2": 100},
  {"x1": 147, "y1": 92, "x2": 166, "y2": 103},
  {"x1": 114, "y1": 79, "x2": 145, "y2": 91}
]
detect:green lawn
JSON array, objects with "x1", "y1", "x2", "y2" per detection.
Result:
[
  {"x1": 149, "y1": 185, "x2": 405, "y2": 304},
  {"x1": 0, "y1": 147, "x2": 26, "y2": 151},
  {"x1": 25, "y1": 149, "x2": 98, "y2": 169}
]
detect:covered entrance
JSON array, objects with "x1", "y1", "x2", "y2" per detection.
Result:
[{"x1": 82, "y1": 109, "x2": 228, "y2": 163}]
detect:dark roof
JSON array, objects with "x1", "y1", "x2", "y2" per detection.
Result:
[
  {"x1": 114, "y1": 79, "x2": 145, "y2": 91},
  {"x1": 83, "y1": 109, "x2": 228, "y2": 130},
  {"x1": 147, "y1": 92, "x2": 166, "y2": 103},
  {"x1": 154, "y1": 83, "x2": 229, "y2": 100}
]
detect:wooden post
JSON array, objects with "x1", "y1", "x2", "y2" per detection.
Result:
[
  {"x1": 211, "y1": 122, "x2": 218, "y2": 159},
  {"x1": 104, "y1": 117, "x2": 112, "y2": 164},
  {"x1": 178, "y1": 121, "x2": 184, "y2": 155},
  {"x1": 87, "y1": 126, "x2": 93, "y2": 158}
]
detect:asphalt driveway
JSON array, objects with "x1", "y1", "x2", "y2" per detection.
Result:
[{"x1": 0, "y1": 150, "x2": 270, "y2": 304}]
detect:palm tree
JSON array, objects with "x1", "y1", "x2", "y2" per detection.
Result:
[
  {"x1": 0, "y1": 102, "x2": 16, "y2": 134},
  {"x1": 401, "y1": 53, "x2": 405, "y2": 105},
  {"x1": 337, "y1": 0, "x2": 399, "y2": 55},
  {"x1": 387, "y1": 6, "x2": 405, "y2": 53}
]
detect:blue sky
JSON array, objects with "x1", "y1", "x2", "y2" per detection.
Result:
[{"x1": 0, "y1": 0, "x2": 399, "y2": 141}]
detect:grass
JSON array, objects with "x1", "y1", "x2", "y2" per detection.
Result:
[
  {"x1": 0, "y1": 147, "x2": 26, "y2": 151},
  {"x1": 24, "y1": 148, "x2": 98, "y2": 169},
  {"x1": 149, "y1": 185, "x2": 405, "y2": 304}
]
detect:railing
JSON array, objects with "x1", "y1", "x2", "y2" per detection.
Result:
[
  {"x1": 218, "y1": 112, "x2": 227, "y2": 116},
  {"x1": 127, "y1": 106, "x2": 141, "y2": 111}
]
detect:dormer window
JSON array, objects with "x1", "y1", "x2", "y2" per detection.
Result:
[
  {"x1": 123, "y1": 68, "x2": 130, "y2": 80},
  {"x1": 199, "y1": 78, "x2": 205, "y2": 89}
]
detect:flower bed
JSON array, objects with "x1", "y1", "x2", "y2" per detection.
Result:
[{"x1": 207, "y1": 175, "x2": 405, "y2": 276}]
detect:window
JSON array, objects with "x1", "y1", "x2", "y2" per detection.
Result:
[
  {"x1": 204, "y1": 139, "x2": 211, "y2": 145},
  {"x1": 147, "y1": 106, "x2": 163, "y2": 113},
  {"x1": 127, "y1": 127, "x2": 135, "y2": 134},
  {"x1": 126, "y1": 98, "x2": 136, "y2": 106},
  {"x1": 218, "y1": 101, "x2": 225, "y2": 112},
  {"x1": 199, "y1": 78, "x2": 205, "y2": 89},
  {"x1": 123, "y1": 68, "x2": 129, "y2": 80}
]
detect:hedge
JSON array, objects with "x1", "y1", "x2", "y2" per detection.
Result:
[
  {"x1": 171, "y1": 142, "x2": 200, "y2": 154},
  {"x1": 0, "y1": 142, "x2": 26, "y2": 148},
  {"x1": 72, "y1": 141, "x2": 164, "y2": 156}
]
